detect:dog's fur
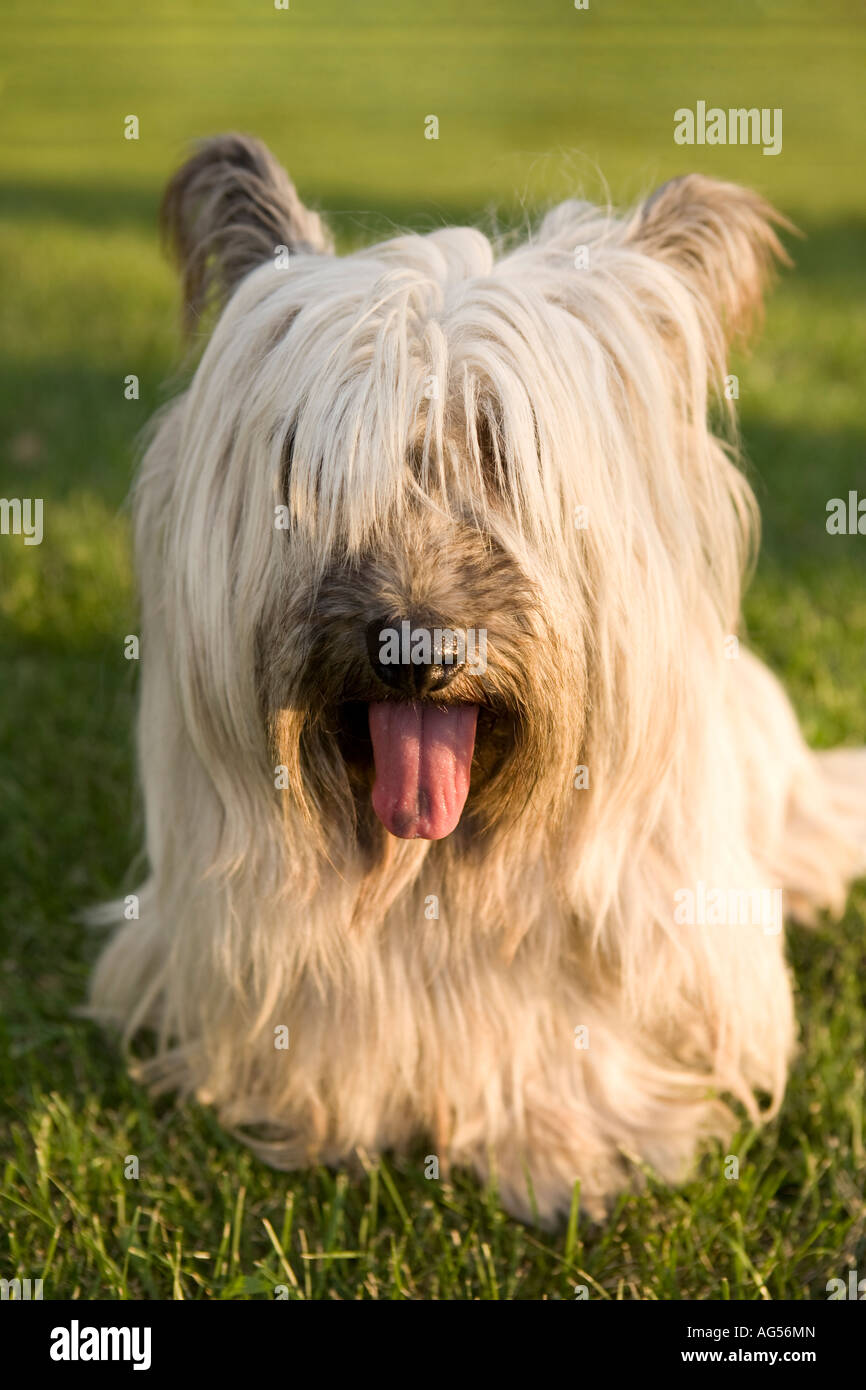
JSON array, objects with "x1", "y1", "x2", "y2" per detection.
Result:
[{"x1": 90, "y1": 135, "x2": 866, "y2": 1224}]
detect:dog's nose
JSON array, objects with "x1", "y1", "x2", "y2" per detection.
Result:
[{"x1": 365, "y1": 617, "x2": 466, "y2": 697}]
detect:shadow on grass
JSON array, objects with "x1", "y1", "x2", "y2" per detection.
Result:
[
  {"x1": 0, "y1": 178, "x2": 512, "y2": 244},
  {"x1": 741, "y1": 419, "x2": 866, "y2": 563},
  {"x1": 3, "y1": 175, "x2": 866, "y2": 254}
]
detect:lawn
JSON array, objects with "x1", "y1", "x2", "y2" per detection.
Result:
[{"x1": 1, "y1": 0, "x2": 864, "y2": 1299}]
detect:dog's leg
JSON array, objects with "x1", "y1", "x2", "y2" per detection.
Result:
[
  {"x1": 454, "y1": 1034, "x2": 744, "y2": 1228},
  {"x1": 433, "y1": 949, "x2": 791, "y2": 1228}
]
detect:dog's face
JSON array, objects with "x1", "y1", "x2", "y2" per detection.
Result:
[
  {"x1": 158, "y1": 138, "x2": 787, "y2": 867},
  {"x1": 263, "y1": 501, "x2": 568, "y2": 849}
]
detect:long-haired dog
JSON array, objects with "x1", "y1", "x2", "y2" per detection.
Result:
[{"x1": 90, "y1": 135, "x2": 866, "y2": 1223}]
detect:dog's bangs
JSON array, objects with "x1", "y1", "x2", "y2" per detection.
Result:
[{"x1": 244, "y1": 227, "x2": 695, "y2": 563}]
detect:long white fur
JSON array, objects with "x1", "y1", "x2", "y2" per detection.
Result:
[{"x1": 90, "y1": 175, "x2": 866, "y2": 1222}]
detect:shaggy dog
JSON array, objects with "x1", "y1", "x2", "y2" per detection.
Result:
[{"x1": 90, "y1": 135, "x2": 866, "y2": 1224}]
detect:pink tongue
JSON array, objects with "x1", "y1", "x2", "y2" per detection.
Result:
[{"x1": 368, "y1": 703, "x2": 478, "y2": 839}]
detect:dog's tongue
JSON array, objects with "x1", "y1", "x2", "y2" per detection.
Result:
[{"x1": 368, "y1": 703, "x2": 478, "y2": 839}]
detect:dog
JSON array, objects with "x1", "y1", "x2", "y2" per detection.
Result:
[{"x1": 90, "y1": 134, "x2": 866, "y2": 1224}]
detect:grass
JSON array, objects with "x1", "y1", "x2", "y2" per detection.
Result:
[{"x1": 1, "y1": 0, "x2": 865, "y2": 1299}]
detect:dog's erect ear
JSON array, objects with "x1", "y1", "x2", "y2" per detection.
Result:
[
  {"x1": 160, "y1": 133, "x2": 333, "y2": 333},
  {"x1": 626, "y1": 174, "x2": 793, "y2": 346}
]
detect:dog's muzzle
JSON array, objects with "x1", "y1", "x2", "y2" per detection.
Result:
[
  {"x1": 364, "y1": 615, "x2": 466, "y2": 698},
  {"x1": 362, "y1": 616, "x2": 478, "y2": 840}
]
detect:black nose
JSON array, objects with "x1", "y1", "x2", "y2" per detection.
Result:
[{"x1": 365, "y1": 616, "x2": 466, "y2": 697}]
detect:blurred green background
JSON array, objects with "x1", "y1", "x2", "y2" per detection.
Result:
[{"x1": 1, "y1": 0, "x2": 864, "y2": 1300}]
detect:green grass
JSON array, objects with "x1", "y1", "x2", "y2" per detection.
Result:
[{"x1": 1, "y1": 0, "x2": 865, "y2": 1299}]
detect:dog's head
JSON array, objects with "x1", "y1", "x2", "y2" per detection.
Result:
[{"x1": 153, "y1": 135, "x2": 789, "y2": 867}]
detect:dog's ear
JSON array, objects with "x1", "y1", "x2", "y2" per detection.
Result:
[
  {"x1": 160, "y1": 133, "x2": 333, "y2": 333},
  {"x1": 626, "y1": 174, "x2": 793, "y2": 346}
]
